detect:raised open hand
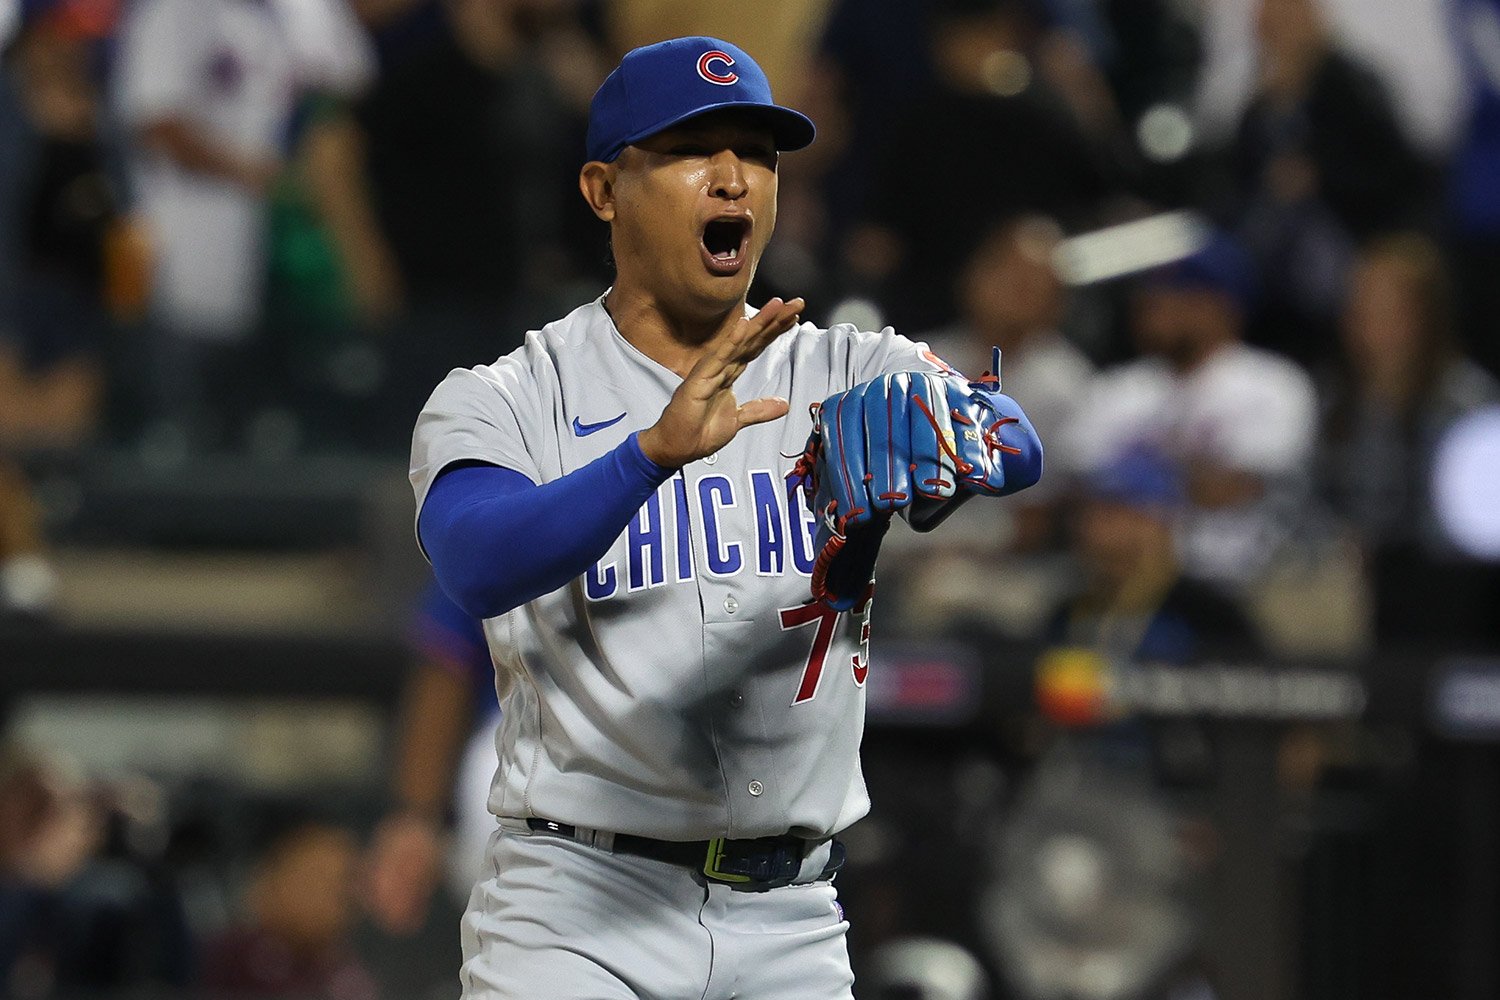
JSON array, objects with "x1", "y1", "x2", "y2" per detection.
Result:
[{"x1": 638, "y1": 297, "x2": 805, "y2": 468}]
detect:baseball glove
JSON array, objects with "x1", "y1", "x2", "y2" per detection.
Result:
[{"x1": 786, "y1": 359, "x2": 1042, "y2": 611}]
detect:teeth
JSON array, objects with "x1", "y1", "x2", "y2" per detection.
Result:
[{"x1": 704, "y1": 220, "x2": 744, "y2": 265}]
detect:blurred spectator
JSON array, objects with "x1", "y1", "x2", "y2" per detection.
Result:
[
  {"x1": 876, "y1": 217, "x2": 1092, "y2": 635},
  {"x1": 1033, "y1": 450, "x2": 1263, "y2": 1000},
  {"x1": 0, "y1": 747, "x2": 105, "y2": 992},
  {"x1": 354, "y1": 0, "x2": 612, "y2": 438},
  {"x1": 357, "y1": 1, "x2": 606, "y2": 310},
  {"x1": 1449, "y1": 0, "x2": 1500, "y2": 378},
  {"x1": 1092, "y1": 0, "x2": 1201, "y2": 128},
  {"x1": 1063, "y1": 232, "x2": 1318, "y2": 587},
  {"x1": 842, "y1": 0, "x2": 1114, "y2": 330},
  {"x1": 0, "y1": 459, "x2": 54, "y2": 617},
  {"x1": 113, "y1": 0, "x2": 373, "y2": 450},
  {"x1": 811, "y1": 0, "x2": 933, "y2": 257},
  {"x1": 260, "y1": 92, "x2": 404, "y2": 451},
  {"x1": 201, "y1": 817, "x2": 377, "y2": 998},
  {"x1": 1047, "y1": 447, "x2": 1260, "y2": 663},
  {"x1": 0, "y1": 4, "x2": 123, "y2": 618},
  {"x1": 274, "y1": 98, "x2": 405, "y2": 332},
  {"x1": 1196, "y1": 0, "x2": 1465, "y2": 158},
  {"x1": 1320, "y1": 233, "x2": 1500, "y2": 641},
  {"x1": 1220, "y1": 0, "x2": 1432, "y2": 365},
  {"x1": 0, "y1": 747, "x2": 191, "y2": 996},
  {"x1": 367, "y1": 581, "x2": 495, "y2": 936},
  {"x1": 1, "y1": 4, "x2": 114, "y2": 451},
  {"x1": 924, "y1": 215, "x2": 1093, "y2": 490}
]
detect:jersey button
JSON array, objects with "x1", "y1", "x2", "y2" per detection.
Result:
[
  {"x1": 747, "y1": 780, "x2": 764, "y2": 796},
  {"x1": 704, "y1": 452, "x2": 718, "y2": 465},
  {"x1": 723, "y1": 595, "x2": 739, "y2": 614}
]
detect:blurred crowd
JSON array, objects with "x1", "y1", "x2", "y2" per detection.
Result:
[
  {"x1": 0, "y1": 0, "x2": 1497, "y2": 636},
  {"x1": 5, "y1": 0, "x2": 1500, "y2": 994},
  {"x1": 0, "y1": 744, "x2": 387, "y2": 998},
  {"x1": 1, "y1": 0, "x2": 1497, "y2": 648}
]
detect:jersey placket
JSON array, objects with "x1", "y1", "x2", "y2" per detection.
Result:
[{"x1": 679, "y1": 441, "x2": 783, "y2": 839}]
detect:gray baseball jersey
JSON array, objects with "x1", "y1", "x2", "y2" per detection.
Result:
[{"x1": 410, "y1": 295, "x2": 944, "y2": 843}]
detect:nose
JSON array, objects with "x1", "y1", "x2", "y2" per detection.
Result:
[{"x1": 708, "y1": 150, "x2": 747, "y2": 200}]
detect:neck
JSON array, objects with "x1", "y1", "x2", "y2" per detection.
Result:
[{"x1": 605, "y1": 284, "x2": 744, "y2": 378}]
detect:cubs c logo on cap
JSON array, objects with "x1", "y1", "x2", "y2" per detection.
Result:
[{"x1": 697, "y1": 50, "x2": 738, "y2": 86}]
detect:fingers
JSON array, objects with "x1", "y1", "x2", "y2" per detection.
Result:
[
  {"x1": 720, "y1": 297, "x2": 802, "y2": 374},
  {"x1": 743, "y1": 296, "x2": 805, "y2": 357},
  {"x1": 739, "y1": 296, "x2": 803, "y2": 340},
  {"x1": 909, "y1": 373, "x2": 957, "y2": 499},
  {"x1": 866, "y1": 375, "x2": 913, "y2": 514},
  {"x1": 736, "y1": 395, "x2": 790, "y2": 428},
  {"x1": 813, "y1": 390, "x2": 870, "y2": 533},
  {"x1": 833, "y1": 388, "x2": 879, "y2": 530},
  {"x1": 692, "y1": 297, "x2": 806, "y2": 388}
]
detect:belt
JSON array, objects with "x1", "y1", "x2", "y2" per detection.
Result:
[{"x1": 526, "y1": 818, "x2": 846, "y2": 890}]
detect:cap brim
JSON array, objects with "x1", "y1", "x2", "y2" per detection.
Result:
[{"x1": 603, "y1": 102, "x2": 816, "y2": 162}]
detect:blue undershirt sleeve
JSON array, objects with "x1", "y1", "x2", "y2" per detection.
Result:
[{"x1": 418, "y1": 431, "x2": 676, "y2": 619}]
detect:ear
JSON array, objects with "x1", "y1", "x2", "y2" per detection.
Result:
[{"x1": 579, "y1": 161, "x2": 617, "y2": 222}]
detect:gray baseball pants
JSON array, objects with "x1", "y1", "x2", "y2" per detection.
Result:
[{"x1": 459, "y1": 819, "x2": 855, "y2": 999}]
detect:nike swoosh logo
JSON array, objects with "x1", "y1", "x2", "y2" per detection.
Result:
[{"x1": 572, "y1": 413, "x2": 627, "y2": 437}]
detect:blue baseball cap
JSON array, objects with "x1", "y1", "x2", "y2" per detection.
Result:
[
  {"x1": 586, "y1": 37, "x2": 816, "y2": 164},
  {"x1": 1139, "y1": 230, "x2": 1257, "y2": 310}
]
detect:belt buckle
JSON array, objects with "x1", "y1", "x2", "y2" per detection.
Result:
[{"x1": 702, "y1": 836, "x2": 803, "y2": 888}]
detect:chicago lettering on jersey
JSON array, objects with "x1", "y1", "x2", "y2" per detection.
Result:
[{"x1": 586, "y1": 471, "x2": 818, "y2": 601}]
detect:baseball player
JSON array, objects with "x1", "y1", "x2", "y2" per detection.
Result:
[{"x1": 410, "y1": 37, "x2": 1043, "y2": 1000}]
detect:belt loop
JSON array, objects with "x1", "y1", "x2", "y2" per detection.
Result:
[{"x1": 592, "y1": 828, "x2": 616, "y2": 853}]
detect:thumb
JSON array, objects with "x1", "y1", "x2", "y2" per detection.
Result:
[{"x1": 736, "y1": 396, "x2": 790, "y2": 428}]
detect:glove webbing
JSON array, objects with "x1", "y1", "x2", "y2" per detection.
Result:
[{"x1": 831, "y1": 393, "x2": 869, "y2": 527}]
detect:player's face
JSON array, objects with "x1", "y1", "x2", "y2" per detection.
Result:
[{"x1": 605, "y1": 114, "x2": 779, "y2": 316}]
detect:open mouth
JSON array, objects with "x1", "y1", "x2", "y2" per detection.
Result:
[{"x1": 700, "y1": 217, "x2": 750, "y2": 276}]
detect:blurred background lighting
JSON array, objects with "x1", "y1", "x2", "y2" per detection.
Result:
[
  {"x1": 1051, "y1": 211, "x2": 1211, "y2": 285},
  {"x1": 1432, "y1": 405, "x2": 1500, "y2": 560},
  {"x1": 983, "y1": 49, "x2": 1032, "y2": 97},
  {"x1": 1136, "y1": 103, "x2": 1195, "y2": 162}
]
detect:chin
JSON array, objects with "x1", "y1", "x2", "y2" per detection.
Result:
[{"x1": 685, "y1": 270, "x2": 756, "y2": 313}]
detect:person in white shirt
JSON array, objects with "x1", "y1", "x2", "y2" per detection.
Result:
[
  {"x1": 881, "y1": 215, "x2": 1094, "y2": 632},
  {"x1": 113, "y1": 0, "x2": 371, "y2": 442},
  {"x1": 1064, "y1": 232, "x2": 1318, "y2": 585}
]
